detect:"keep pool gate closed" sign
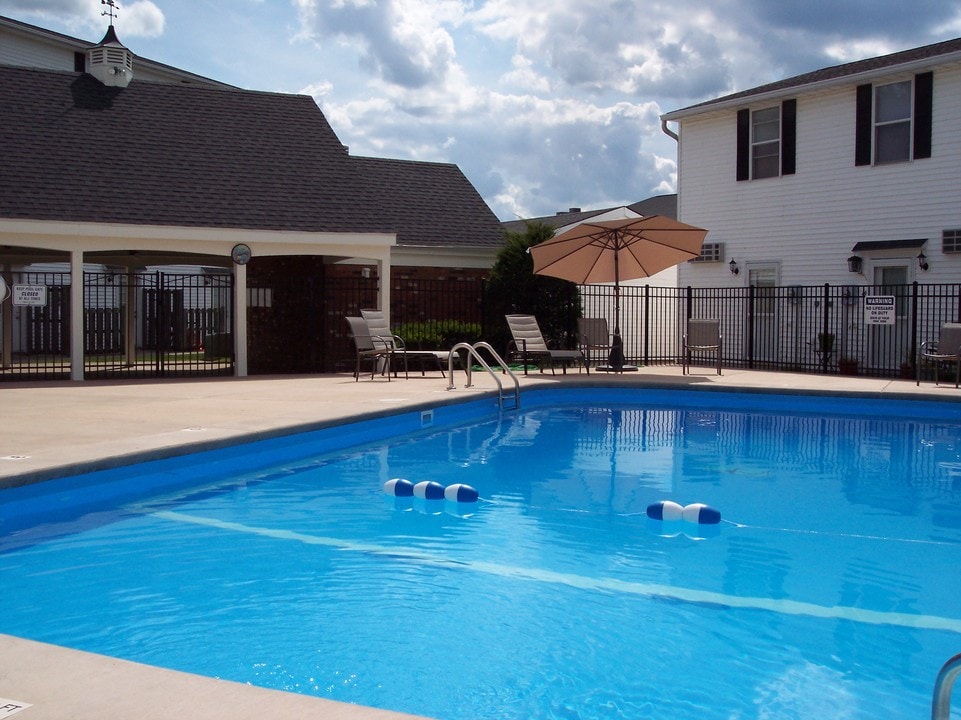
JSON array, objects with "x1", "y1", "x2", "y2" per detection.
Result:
[
  {"x1": 12, "y1": 285, "x2": 47, "y2": 307},
  {"x1": 864, "y1": 295, "x2": 896, "y2": 325}
]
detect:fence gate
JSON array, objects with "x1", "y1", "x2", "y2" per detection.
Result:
[{"x1": 82, "y1": 271, "x2": 234, "y2": 379}]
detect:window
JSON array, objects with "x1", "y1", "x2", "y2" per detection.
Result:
[
  {"x1": 944, "y1": 229, "x2": 961, "y2": 254},
  {"x1": 736, "y1": 100, "x2": 796, "y2": 181},
  {"x1": 752, "y1": 107, "x2": 781, "y2": 179},
  {"x1": 874, "y1": 81, "x2": 912, "y2": 163},
  {"x1": 689, "y1": 242, "x2": 723, "y2": 263},
  {"x1": 855, "y1": 72, "x2": 932, "y2": 166}
]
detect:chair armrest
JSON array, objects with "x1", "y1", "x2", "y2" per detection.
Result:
[{"x1": 369, "y1": 334, "x2": 395, "y2": 351}]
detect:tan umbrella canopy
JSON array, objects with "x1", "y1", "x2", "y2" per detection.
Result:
[{"x1": 529, "y1": 215, "x2": 708, "y2": 369}]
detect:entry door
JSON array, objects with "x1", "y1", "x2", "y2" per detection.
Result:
[
  {"x1": 748, "y1": 267, "x2": 778, "y2": 363},
  {"x1": 868, "y1": 264, "x2": 909, "y2": 371}
]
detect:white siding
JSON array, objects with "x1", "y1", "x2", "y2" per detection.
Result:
[
  {"x1": 676, "y1": 62, "x2": 961, "y2": 288},
  {"x1": 0, "y1": 25, "x2": 80, "y2": 70}
]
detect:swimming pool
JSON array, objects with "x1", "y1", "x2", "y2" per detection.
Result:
[{"x1": 2, "y1": 387, "x2": 961, "y2": 719}]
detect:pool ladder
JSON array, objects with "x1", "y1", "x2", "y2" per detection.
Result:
[
  {"x1": 447, "y1": 342, "x2": 520, "y2": 410},
  {"x1": 932, "y1": 652, "x2": 961, "y2": 719}
]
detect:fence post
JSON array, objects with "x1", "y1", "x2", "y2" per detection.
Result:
[
  {"x1": 820, "y1": 283, "x2": 832, "y2": 373},
  {"x1": 643, "y1": 285, "x2": 650, "y2": 366},
  {"x1": 909, "y1": 281, "x2": 919, "y2": 369},
  {"x1": 747, "y1": 284, "x2": 756, "y2": 369}
]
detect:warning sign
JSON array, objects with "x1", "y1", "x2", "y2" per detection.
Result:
[
  {"x1": 864, "y1": 295, "x2": 895, "y2": 325},
  {"x1": 12, "y1": 285, "x2": 47, "y2": 307}
]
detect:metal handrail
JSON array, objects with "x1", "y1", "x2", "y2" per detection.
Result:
[
  {"x1": 447, "y1": 342, "x2": 520, "y2": 409},
  {"x1": 933, "y1": 652, "x2": 961, "y2": 719}
]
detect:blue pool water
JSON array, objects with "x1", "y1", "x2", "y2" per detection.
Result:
[{"x1": 2, "y1": 388, "x2": 961, "y2": 719}]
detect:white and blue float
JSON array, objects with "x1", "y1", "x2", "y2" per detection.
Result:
[
  {"x1": 383, "y1": 478, "x2": 415, "y2": 497},
  {"x1": 383, "y1": 479, "x2": 479, "y2": 504},
  {"x1": 646, "y1": 500, "x2": 721, "y2": 525},
  {"x1": 444, "y1": 483, "x2": 480, "y2": 503},
  {"x1": 413, "y1": 480, "x2": 446, "y2": 500}
]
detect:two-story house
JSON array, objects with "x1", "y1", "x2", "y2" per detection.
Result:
[{"x1": 662, "y1": 38, "x2": 961, "y2": 371}]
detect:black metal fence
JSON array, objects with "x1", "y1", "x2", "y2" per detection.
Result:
[
  {"x1": 83, "y1": 271, "x2": 233, "y2": 379},
  {"x1": 578, "y1": 282, "x2": 961, "y2": 378},
  {"x1": 0, "y1": 271, "x2": 233, "y2": 381},
  {"x1": 4, "y1": 271, "x2": 958, "y2": 381}
]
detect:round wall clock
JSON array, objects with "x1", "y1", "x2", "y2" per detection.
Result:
[{"x1": 231, "y1": 243, "x2": 252, "y2": 265}]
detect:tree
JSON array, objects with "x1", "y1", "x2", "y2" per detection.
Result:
[{"x1": 484, "y1": 221, "x2": 580, "y2": 355}]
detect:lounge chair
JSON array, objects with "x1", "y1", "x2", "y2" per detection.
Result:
[
  {"x1": 682, "y1": 318, "x2": 722, "y2": 375},
  {"x1": 505, "y1": 314, "x2": 589, "y2": 375},
  {"x1": 917, "y1": 322, "x2": 961, "y2": 387},
  {"x1": 578, "y1": 318, "x2": 614, "y2": 369},
  {"x1": 360, "y1": 309, "x2": 453, "y2": 378},
  {"x1": 345, "y1": 315, "x2": 393, "y2": 381}
]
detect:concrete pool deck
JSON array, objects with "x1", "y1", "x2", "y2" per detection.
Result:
[{"x1": 1, "y1": 367, "x2": 959, "y2": 719}]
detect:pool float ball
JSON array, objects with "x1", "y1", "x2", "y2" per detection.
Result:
[
  {"x1": 444, "y1": 483, "x2": 479, "y2": 503},
  {"x1": 646, "y1": 500, "x2": 684, "y2": 522},
  {"x1": 383, "y1": 478, "x2": 414, "y2": 497},
  {"x1": 681, "y1": 503, "x2": 721, "y2": 525},
  {"x1": 413, "y1": 480, "x2": 446, "y2": 500}
]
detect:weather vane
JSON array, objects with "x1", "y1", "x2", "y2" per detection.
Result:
[{"x1": 101, "y1": 0, "x2": 120, "y2": 25}]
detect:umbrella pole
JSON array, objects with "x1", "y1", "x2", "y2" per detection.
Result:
[{"x1": 609, "y1": 246, "x2": 624, "y2": 370}]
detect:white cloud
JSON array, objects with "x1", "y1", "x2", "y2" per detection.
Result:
[
  {"x1": 293, "y1": 0, "x2": 467, "y2": 88},
  {"x1": 120, "y1": 1, "x2": 164, "y2": 37}
]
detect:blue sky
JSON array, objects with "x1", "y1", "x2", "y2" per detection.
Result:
[{"x1": 3, "y1": 0, "x2": 960, "y2": 220}]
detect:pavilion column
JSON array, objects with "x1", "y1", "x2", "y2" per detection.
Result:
[
  {"x1": 377, "y1": 255, "x2": 391, "y2": 327},
  {"x1": 70, "y1": 250, "x2": 84, "y2": 381},
  {"x1": 233, "y1": 261, "x2": 247, "y2": 377}
]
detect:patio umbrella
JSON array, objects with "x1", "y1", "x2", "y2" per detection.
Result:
[{"x1": 529, "y1": 215, "x2": 708, "y2": 370}]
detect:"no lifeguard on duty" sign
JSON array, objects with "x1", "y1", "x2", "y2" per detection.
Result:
[{"x1": 864, "y1": 295, "x2": 896, "y2": 325}]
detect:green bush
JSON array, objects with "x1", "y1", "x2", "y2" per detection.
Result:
[{"x1": 394, "y1": 320, "x2": 483, "y2": 349}]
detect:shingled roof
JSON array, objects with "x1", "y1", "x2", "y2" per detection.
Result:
[
  {"x1": 664, "y1": 36, "x2": 961, "y2": 119},
  {"x1": 354, "y1": 156, "x2": 503, "y2": 248},
  {"x1": 0, "y1": 64, "x2": 502, "y2": 249}
]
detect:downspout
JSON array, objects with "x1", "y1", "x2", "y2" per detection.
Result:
[{"x1": 660, "y1": 118, "x2": 679, "y2": 142}]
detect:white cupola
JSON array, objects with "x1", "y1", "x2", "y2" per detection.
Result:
[{"x1": 88, "y1": 23, "x2": 133, "y2": 88}]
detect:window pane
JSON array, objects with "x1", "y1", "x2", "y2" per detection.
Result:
[
  {"x1": 875, "y1": 81, "x2": 911, "y2": 123},
  {"x1": 875, "y1": 122, "x2": 910, "y2": 163},
  {"x1": 752, "y1": 107, "x2": 780, "y2": 142},
  {"x1": 752, "y1": 143, "x2": 779, "y2": 178}
]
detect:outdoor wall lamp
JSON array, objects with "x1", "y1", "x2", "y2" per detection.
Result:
[
  {"x1": 729, "y1": 259, "x2": 740, "y2": 275},
  {"x1": 847, "y1": 255, "x2": 863, "y2": 273},
  {"x1": 917, "y1": 251, "x2": 929, "y2": 271}
]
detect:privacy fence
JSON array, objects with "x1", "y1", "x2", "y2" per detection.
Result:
[{"x1": 3, "y1": 272, "x2": 958, "y2": 380}]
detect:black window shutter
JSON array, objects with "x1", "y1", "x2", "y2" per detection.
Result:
[
  {"x1": 855, "y1": 83, "x2": 873, "y2": 166},
  {"x1": 781, "y1": 99, "x2": 797, "y2": 175},
  {"x1": 914, "y1": 71, "x2": 933, "y2": 159},
  {"x1": 736, "y1": 108, "x2": 750, "y2": 181}
]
